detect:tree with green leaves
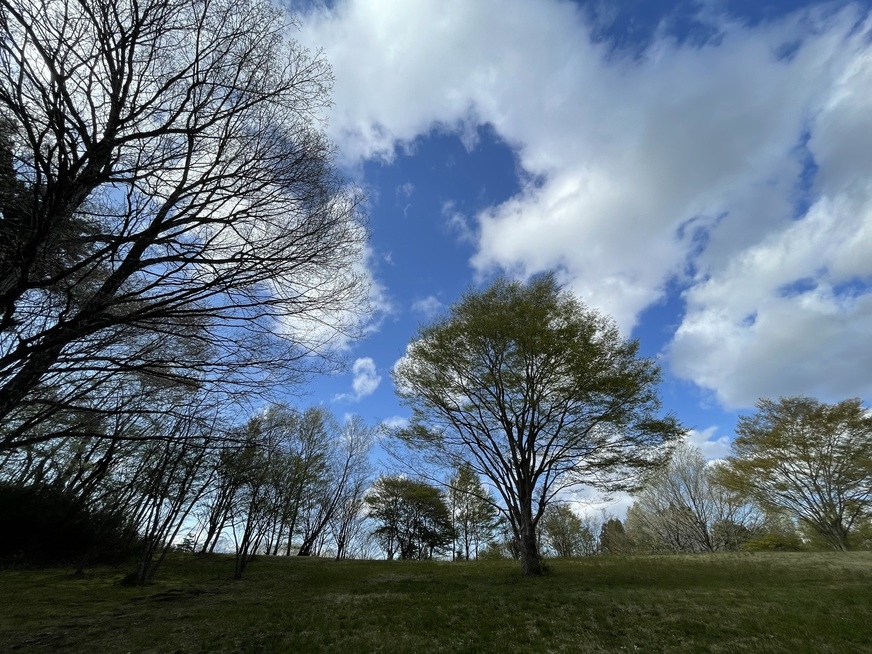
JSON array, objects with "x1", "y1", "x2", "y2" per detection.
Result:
[
  {"x1": 448, "y1": 463, "x2": 500, "y2": 560},
  {"x1": 366, "y1": 476, "x2": 454, "y2": 560},
  {"x1": 599, "y1": 517, "x2": 632, "y2": 554},
  {"x1": 540, "y1": 504, "x2": 592, "y2": 557},
  {"x1": 392, "y1": 275, "x2": 683, "y2": 575},
  {"x1": 716, "y1": 397, "x2": 872, "y2": 551}
]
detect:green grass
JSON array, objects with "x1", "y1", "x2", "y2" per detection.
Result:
[{"x1": 1, "y1": 552, "x2": 871, "y2": 653}]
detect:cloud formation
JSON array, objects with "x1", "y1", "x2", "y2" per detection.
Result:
[
  {"x1": 411, "y1": 295, "x2": 444, "y2": 318},
  {"x1": 335, "y1": 357, "x2": 382, "y2": 402},
  {"x1": 297, "y1": 0, "x2": 872, "y2": 409},
  {"x1": 685, "y1": 427, "x2": 732, "y2": 461}
]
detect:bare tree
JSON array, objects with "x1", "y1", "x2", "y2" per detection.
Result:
[
  {"x1": 626, "y1": 442, "x2": 761, "y2": 553},
  {"x1": 125, "y1": 404, "x2": 223, "y2": 585},
  {"x1": 297, "y1": 413, "x2": 374, "y2": 556},
  {"x1": 0, "y1": 0, "x2": 370, "y2": 451}
]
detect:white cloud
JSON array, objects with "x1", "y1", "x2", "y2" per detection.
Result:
[
  {"x1": 685, "y1": 427, "x2": 732, "y2": 461},
  {"x1": 352, "y1": 357, "x2": 381, "y2": 397},
  {"x1": 668, "y1": 188, "x2": 872, "y2": 408},
  {"x1": 335, "y1": 356, "x2": 382, "y2": 402},
  {"x1": 380, "y1": 415, "x2": 410, "y2": 431},
  {"x1": 569, "y1": 487, "x2": 635, "y2": 521},
  {"x1": 411, "y1": 295, "x2": 444, "y2": 318},
  {"x1": 442, "y1": 200, "x2": 474, "y2": 243},
  {"x1": 396, "y1": 182, "x2": 415, "y2": 200},
  {"x1": 297, "y1": 1, "x2": 872, "y2": 406}
]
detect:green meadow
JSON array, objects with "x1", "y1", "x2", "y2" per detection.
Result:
[{"x1": 1, "y1": 552, "x2": 870, "y2": 653}]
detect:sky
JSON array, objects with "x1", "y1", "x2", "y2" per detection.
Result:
[{"x1": 280, "y1": 0, "x2": 872, "y2": 473}]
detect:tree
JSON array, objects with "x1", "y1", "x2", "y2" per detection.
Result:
[
  {"x1": 716, "y1": 397, "x2": 872, "y2": 551},
  {"x1": 123, "y1": 407, "x2": 221, "y2": 586},
  {"x1": 540, "y1": 504, "x2": 591, "y2": 557},
  {"x1": 392, "y1": 275, "x2": 682, "y2": 575},
  {"x1": 366, "y1": 476, "x2": 455, "y2": 560},
  {"x1": 626, "y1": 442, "x2": 760, "y2": 553},
  {"x1": 0, "y1": 0, "x2": 369, "y2": 452},
  {"x1": 447, "y1": 463, "x2": 500, "y2": 560},
  {"x1": 599, "y1": 518, "x2": 632, "y2": 554},
  {"x1": 296, "y1": 413, "x2": 374, "y2": 556}
]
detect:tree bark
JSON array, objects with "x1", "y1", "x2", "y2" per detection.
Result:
[{"x1": 516, "y1": 507, "x2": 543, "y2": 576}]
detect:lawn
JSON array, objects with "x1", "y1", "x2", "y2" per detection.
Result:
[{"x1": 1, "y1": 551, "x2": 870, "y2": 653}]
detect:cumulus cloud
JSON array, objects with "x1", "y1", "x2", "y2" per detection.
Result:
[
  {"x1": 411, "y1": 295, "x2": 444, "y2": 318},
  {"x1": 669, "y1": 193, "x2": 872, "y2": 408},
  {"x1": 335, "y1": 357, "x2": 382, "y2": 402},
  {"x1": 685, "y1": 427, "x2": 732, "y2": 461},
  {"x1": 296, "y1": 0, "x2": 872, "y2": 408}
]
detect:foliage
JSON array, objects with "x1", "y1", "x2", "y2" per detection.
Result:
[
  {"x1": 0, "y1": 482, "x2": 138, "y2": 565},
  {"x1": 215, "y1": 405, "x2": 373, "y2": 577},
  {"x1": 393, "y1": 274, "x2": 683, "y2": 574},
  {"x1": 741, "y1": 533, "x2": 805, "y2": 552},
  {"x1": 539, "y1": 504, "x2": 593, "y2": 558},
  {"x1": 599, "y1": 518, "x2": 633, "y2": 554},
  {"x1": 717, "y1": 397, "x2": 872, "y2": 551},
  {"x1": 366, "y1": 476, "x2": 455, "y2": 560},
  {"x1": 447, "y1": 463, "x2": 500, "y2": 559}
]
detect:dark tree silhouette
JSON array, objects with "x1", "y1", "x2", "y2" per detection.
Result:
[{"x1": 0, "y1": 0, "x2": 370, "y2": 451}]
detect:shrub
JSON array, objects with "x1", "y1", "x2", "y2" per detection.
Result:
[{"x1": 741, "y1": 533, "x2": 804, "y2": 552}]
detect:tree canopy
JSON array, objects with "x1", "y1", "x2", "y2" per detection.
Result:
[
  {"x1": 540, "y1": 504, "x2": 592, "y2": 558},
  {"x1": 392, "y1": 275, "x2": 683, "y2": 575},
  {"x1": 0, "y1": 0, "x2": 369, "y2": 451},
  {"x1": 366, "y1": 476, "x2": 454, "y2": 560},
  {"x1": 717, "y1": 396, "x2": 872, "y2": 551}
]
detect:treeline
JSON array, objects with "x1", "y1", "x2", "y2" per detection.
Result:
[
  {"x1": 0, "y1": 403, "x2": 375, "y2": 583},
  {"x1": 365, "y1": 393, "x2": 872, "y2": 562}
]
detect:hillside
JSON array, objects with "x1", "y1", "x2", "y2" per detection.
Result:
[{"x1": 2, "y1": 552, "x2": 870, "y2": 653}]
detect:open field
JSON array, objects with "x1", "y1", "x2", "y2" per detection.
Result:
[{"x1": 1, "y1": 552, "x2": 870, "y2": 653}]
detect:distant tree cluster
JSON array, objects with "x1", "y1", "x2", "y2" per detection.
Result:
[
  {"x1": 0, "y1": 403, "x2": 374, "y2": 580},
  {"x1": 610, "y1": 397, "x2": 872, "y2": 554},
  {"x1": 623, "y1": 442, "x2": 761, "y2": 553},
  {"x1": 365, "y1": 476, "x2": 454, "y2": 560}
]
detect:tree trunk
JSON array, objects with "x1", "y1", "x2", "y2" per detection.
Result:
[{"x1": 516, "y1": 512, "x2": 543, "y2": 576}]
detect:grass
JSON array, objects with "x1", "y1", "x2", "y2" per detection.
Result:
[{"x1": 1, "y1": 551, "x2": 871, "y2": 653}]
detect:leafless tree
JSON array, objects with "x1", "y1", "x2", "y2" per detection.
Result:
[
  {"x1": 0, "y1": 0, "x2": 370, "y2": 452},
  {"x1": 124, "y1": 401, "x2": 225, "y2": 585},
  {"x1": 297, "y1": 413, "x2": 374, "y2": 556},
  {"x1": 626, "y1": 442, "x2": 761, "y2": 553}
]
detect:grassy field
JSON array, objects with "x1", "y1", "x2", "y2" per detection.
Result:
[{"x1": 1, "y1": 551, "x2": 870, "y2": 653}]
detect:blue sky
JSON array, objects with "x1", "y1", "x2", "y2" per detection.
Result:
[{"x1": 284, "y1": 0, "x2": 872, "y2": 468}]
